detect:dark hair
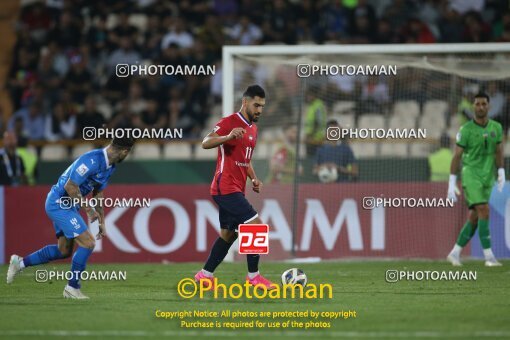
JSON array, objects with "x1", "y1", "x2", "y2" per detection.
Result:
[
  {"x1": 112, "y1": 136, "x2": 135, "y2": 149},
  {"x1": 327, "y1": 119, "x2": 339, "y2": 127},
  {"x1": 474, "y1": 92, "x2": 490, "y2": 102},
  {"x1": 243, "y1": 85, "x2": 265, "y2": 99}
]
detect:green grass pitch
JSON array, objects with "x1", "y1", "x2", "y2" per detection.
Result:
[{"x1": 1, "y1": 261, "x2": 509, "y2": 339}]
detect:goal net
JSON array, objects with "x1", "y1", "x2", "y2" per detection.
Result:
[{"x1": 223, "y1": 43, "x2": 510, "y2": 260}]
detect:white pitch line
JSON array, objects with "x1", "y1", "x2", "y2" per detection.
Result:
[{"x1": 1, "y1": 330, "x2": 510, "y2": 338}]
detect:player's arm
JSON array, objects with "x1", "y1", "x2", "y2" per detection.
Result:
[
  {"x1": 447, "y1": 145, "x2": 464, "y2": 201},
  {"x1": 450, "y1": 145, "x2": 463, "y2": 176},
  {"x1": 202, "y1": 128, "x2": 246, "y2": 149},
  {"x1": 496, "y1": 142, "x2": 504, "y2": 169},
  {"x1": 92, "y1": 188, "x2": 106, "y2": 239},
  {"x1": 496, "y1": 142, "x2": 505, "y2": 191},
  {"x1": 248, "y1": 162, "x2": 262, "y2": 193},
  {"x1": 64, "y1": 179, "x2": 99, "y2": 222}
]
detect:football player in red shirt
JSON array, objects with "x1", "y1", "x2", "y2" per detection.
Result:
[{"x1": 194, "y1": 85, "x2": 276, "y2": 290}]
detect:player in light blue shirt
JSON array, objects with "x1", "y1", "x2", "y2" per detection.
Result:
[{"x1": 6, "y1": 137, "x2": 135, "y2": 299}]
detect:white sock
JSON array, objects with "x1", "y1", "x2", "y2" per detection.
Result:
[
  {"x1": 483, "y1": 248, "x2": 495, "y2": 260},
  {"x1": 248, "y1": 271, "x2": 259, "y2": 279},
  {"x1": 201, "y1": 269, "x2": 214, "y2": 277},
  {"x1": 450, "y1": 244, "x2": 462, "y2": 256},
  {"x1": 19, "y1": 259, "x2": 25, "y2": 269}
]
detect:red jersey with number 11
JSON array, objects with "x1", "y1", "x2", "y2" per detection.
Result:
[{"x1": 210, "y1": 112, "x2": 258, "y2": 195}]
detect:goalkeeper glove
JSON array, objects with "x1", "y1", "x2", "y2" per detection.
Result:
[
  {"x1": 447, "y1": 174, "x2": 460, "y2": 203},
  {"x1": 497, "y1": 168, "x2": 506, "y2": 192}
]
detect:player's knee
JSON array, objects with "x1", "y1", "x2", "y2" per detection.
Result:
[
  {"x1": 58, "y1": 244, "x2": 72, "y2": 258},
  {"x1": 220, "y1": 229, "x2": 237, "y2": 243},
  {"x1": 76, "y1": 233, "x2": 96, "y2": 250},
  {"x1": 83, "y1": 238, "x2": 96, "y2": 250},
  {"x1": 475, "y1": 205, "x2": 489, "y2": 219}
]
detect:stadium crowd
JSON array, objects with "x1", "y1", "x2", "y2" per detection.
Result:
[{"x1": 3, "y1": 0, "x2": 510, "y2": 145}]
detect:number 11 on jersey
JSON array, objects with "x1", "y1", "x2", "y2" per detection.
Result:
[{"x1": 245, "y1": 147, "x2": 253, "y2": 160}]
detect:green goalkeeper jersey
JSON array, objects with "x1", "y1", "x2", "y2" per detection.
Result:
[{"x1": 456, "y1": 119, "x2": 503, "y2": 186}]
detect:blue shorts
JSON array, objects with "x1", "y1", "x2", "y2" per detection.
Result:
[
  {"x1": 212, "y1": 193, "x2": 258, "y2": 231},
  {"x1": 45, "y1": 193, "x2": 88, "y2": 239}
]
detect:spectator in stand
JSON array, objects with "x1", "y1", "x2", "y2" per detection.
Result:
[
  {"x1": 64, "y1": 54, "x2": 93, "y2": 103},
  {"x1": 86, "y1": 14, "x2": 110, "y2": 58},
  {"x1": 158, "y1": 43, "x2": 186, "y2": 88},
  {"x1": 374, "y1": 18, "x2": 395, "y2": 44},
  {"x1": 133, "y1": 99, "x2": 167, "y2": 129},
  {"x1": 166, "y1": 87, "x2": 185, "y2": 129},
  {"x1": 349, "y1": 0, "x2": 377, "y2": 33},
  {"x1": 195, "y1": 15, "x2": 224, "y2": 60},
  {"x1": 397, "y1": 17, "x2": 436, "y2": 43},
  {"x1": 120, "y1": 81, "x2": 147, "y2": 115},
  {"x1": 75, "y1": 95, "x2": 105, "y2": 139},
  {"x1": 141, "y1": 14, "x2": 164, "y2": 60},
  {"x1": 383, "y1": 0, "x2": 416, "y2": 30},
  {"x1": 262, "y1": 0, "x2": 297, "y2": 44},
  {"x1": 494, "y1": 12, "x2": 510, "y2": 41},
  {"x1": 37, "y1": 52, "x2": 62, "y2": 106},
  {"x1": 110, "y1": 11, "x2": 139, "y2": 48},
  {"x1": 44, "y1": 102, "x2": 76, "y2": 141},
  {"x1": 438, "y1": 8, "x2": 464, "y2": 42},
  {"x1": 47, "y1": 10, "x2": 82, "y2": 49},
  {"x1": 0, "y1": 132, "x2": 26, "y2": 186},
  {"x1": 348, "y1": 12, "x2": 376, "y2": 43},
  {"x1": 8, "y1": 48, "x2": 38, "y2": 110},
  {"x1": 161, "y1": 18, "x2": 194, "y2": 50},
  {"x1": 8, "y1": 102, "x2": 46, "y2": 140},
  {"x1": 20, "y1": 1, "x2": 52, "y2": 45},
  {"x1": 108, "y1": 100, "x2": 134, "y2": 130},
  {"x1": 107, "y1": 36, "x2": 141, "y2": 76},
  {"x1": 319, "y1": 0, "x2": 349, "y2": 42},
  {"x1": 462, "y1": 11, "x2": 491, "y2": 42},
  {"x1": 229, "y1": 15, "x2": 263, "y2": 45}
]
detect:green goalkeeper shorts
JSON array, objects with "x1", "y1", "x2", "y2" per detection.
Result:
[{"x1": 462, "y1": 179, "x2": 493, "y2": 208}]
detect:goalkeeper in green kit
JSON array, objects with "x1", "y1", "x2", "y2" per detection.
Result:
[{"x1": 447, "y1": 92, "x2": 503, "y2": 267}]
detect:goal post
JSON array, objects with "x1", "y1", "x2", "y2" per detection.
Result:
[{"x1": 222, "y1": 43, "x2": 510, "y2": 261}]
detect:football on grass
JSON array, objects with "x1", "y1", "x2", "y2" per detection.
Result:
[{"x1": 281, "y1": 268, "x2": 308, "y2": 287}]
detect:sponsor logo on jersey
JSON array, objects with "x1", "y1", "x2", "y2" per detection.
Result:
[
  {"x1": 76, "y1": 163, "x2": 89, "y2": 176},
  {"x1": 235, "y1": 161, "x2": 249, "y2": 167}
]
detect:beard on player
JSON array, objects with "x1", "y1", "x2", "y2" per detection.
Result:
[{"x1": 247, "y1": 106, "x2": 260, "y2": 123}]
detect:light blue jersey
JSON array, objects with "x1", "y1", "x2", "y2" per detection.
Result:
[
  {"x1": 46, "y1": 148, "x2": 115, "y2": 239},
  {"x1": 50, "y1": 148, "x2": 116, "y2": 199}
]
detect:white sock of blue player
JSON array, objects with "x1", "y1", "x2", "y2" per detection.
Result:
[
  {"x1": 68, "y1": 247, "x2": 93, "y2": 289},
  {"x1": 21, "y1": 245, "x2": 64, "y2": 268}
]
